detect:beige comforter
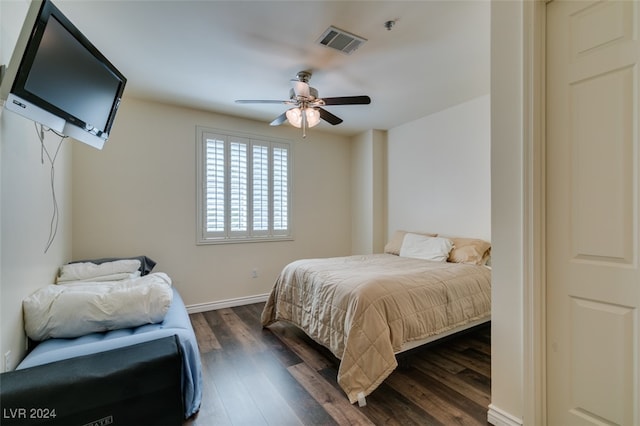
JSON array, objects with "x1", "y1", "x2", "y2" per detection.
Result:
[{"x1": 261, "y1": 253, "x2": 491, "y2": 404}]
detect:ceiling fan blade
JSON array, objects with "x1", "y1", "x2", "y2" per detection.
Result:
[
  {"x1": 270, "y1": 112, "x2": 288, "y2": 126},
  {"x1": 235, "y1": 99, "x2": 291, "y2": 104},
  {"x1": 321, "y1": 95, "x2": 371, "y2": 106},
  {"x1": 318, "y1": 107, "x2": 343, "y2": 125}
]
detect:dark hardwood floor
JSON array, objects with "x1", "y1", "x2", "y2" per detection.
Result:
[{"x1": 185, "y1": 303, "x2": 491, "y2": 426}]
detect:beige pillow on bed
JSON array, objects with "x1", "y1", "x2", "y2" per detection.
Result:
[
  {"x1": 384, "y1": 230, "x2": 437, "y2": 255},
  {"x1": 447, "y1": 237, "x2": 491, "y2": 265}
]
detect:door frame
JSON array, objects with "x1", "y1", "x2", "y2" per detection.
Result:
[{"x1": 523, "y1": 0, "x2": 547, "y2": 425}]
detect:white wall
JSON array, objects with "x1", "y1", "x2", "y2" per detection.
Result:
[
  {"x1": 488, "y1": 0, "x2": 526, "y2": 423},
  {"x1": 387, "y1": 95, "x2": 491, "y2": 241},
  {"x1": 71, "y1": 97, "x2": 353, "y2": 308},
  {"x1": 0, "y1": 0, "x2": 73, "y2": 371},
  {"x1": 351, "y1": 129, "x2": 387, "y2": 255}
]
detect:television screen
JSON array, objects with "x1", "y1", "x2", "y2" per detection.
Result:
[{"x1": 1, "y1": 0, "x2": 126, "y2": 149}]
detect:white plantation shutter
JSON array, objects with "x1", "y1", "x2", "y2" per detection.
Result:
[
  {"x1": 252, "y1": 144, "x2": 269, "y2": 233},
  {"x1": 197, "y1": 127, "x2": 292, "y2": 243},
  {"x1": 273, "y1": 145, "x2": 288, "y2": 233},
  {"x1": 205, "y1": 137, "x2": 225, "y2": 235},
  {"x1": 229, "y1": 140, "x2": 248, "y2": 233}
]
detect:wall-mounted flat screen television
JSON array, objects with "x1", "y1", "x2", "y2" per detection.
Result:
[{"x1": 0, "y1": 0, "x2": 126, "y2": 150}]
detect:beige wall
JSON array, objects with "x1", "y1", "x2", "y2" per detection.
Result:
[
  {"x1": 71, "y1": 97, "x2": 353, "y2": 308},
  {"x1": 387, "y1": 95, "x2": 491, "y2": 241},
  {"x1": 489, "y1": 0, "x2": 526, "y2": 423},
  {"x1": 350, "y1": 129, "x2": 387, "y2": 255},
  {"x1": 1, "y1": 0, "x2": 73, "y2": 371}
]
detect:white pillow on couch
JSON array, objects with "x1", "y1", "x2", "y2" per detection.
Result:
[{"x1": 23, "y1": 272, "x2": 173, "y2": 341}]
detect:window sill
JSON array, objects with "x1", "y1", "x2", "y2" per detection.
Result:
[{"x1": 196, "y1": 236, "x2": 294, "y2": 246}]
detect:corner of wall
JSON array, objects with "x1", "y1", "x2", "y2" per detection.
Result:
[
  {"x1": 371, "y1": 130, "x2": 388, "y2": 252},
  {"x1": 350, "y1": 129, "x2": 388, "y2": 255}
]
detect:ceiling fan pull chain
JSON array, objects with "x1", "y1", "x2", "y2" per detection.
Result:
[{"x1": 302, "y1": 110, "x2": 307, "y2": 139}]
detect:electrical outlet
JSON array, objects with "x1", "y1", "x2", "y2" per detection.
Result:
[
  {"x1": 4, "y1": 350, "x2": 12, "y2": 372},
  {"x1": 252, "y1": 269, "x2": 258, "y2": 278}
]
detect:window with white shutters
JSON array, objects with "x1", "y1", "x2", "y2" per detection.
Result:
[{"x1": 196, "y1": 127, "x2": 293, "y2": 244}]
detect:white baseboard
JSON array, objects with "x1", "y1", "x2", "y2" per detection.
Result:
[
  {"x1": 186, "y1": 293, "x2": 270, "y2": 314},
  {"x1": 487, "y1": 404, "x2": 523, "y2": 426}
]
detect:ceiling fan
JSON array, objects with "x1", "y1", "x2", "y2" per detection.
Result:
[{"x1": 235, "y1": 71, "x2": 371, "y2": 138}]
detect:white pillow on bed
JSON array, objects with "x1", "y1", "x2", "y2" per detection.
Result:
[{"x1": 399, "y1": 233, "x2": 454, "y2": 262}]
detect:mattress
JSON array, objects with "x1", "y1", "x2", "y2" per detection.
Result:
[{"x1": 18, "y1": 288, "x2": 202, "y2": 419}]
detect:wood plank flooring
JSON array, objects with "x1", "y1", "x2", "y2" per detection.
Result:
[{"x1": 185, "y1": 303, "x2": 491, "y2": 426}]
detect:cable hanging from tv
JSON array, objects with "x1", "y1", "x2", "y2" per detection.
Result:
[{"x1": 35, "y1": 123, "x2": 66, "y2": 253}]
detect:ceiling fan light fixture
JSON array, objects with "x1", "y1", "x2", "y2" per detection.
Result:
[
  {"x1": 286, "y1": 107, "x2": 320, "y2": 128},
  {"x1": 306, "y1": 108, "x2": 321, "y2": 127},
  {"x1": 285, "y1": 108, "x2": 302, "y2": 128}
]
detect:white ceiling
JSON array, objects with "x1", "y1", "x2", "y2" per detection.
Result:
[{"x1": 55, "y1": 0, "x2": 490, "y2": 136}]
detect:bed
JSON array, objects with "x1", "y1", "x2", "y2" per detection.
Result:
[
  {"x1": 17, "y1": 257, "x2": 203, "y2": 420},
  {"x1": 261, "y1": 232, "x2": 491, "y2": 404}
]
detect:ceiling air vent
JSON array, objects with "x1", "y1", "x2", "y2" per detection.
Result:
[{"x1": 317, "y1": 26, "x2": 366, "y2": 55}]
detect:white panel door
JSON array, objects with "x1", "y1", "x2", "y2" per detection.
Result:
[{"x1": 546, "y1": 1, "x2": 640, "y2": 425}]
